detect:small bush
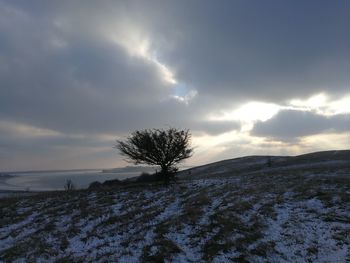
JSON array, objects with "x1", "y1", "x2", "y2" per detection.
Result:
[
  {"x1": 136, "y1": 172, "x2": 162, "y2": 183},
  {"x1": 88, "y1": 181, "x2": 102, "y2": 189},
  {"x1": 102, "y1": 179, "x2": 122, "y2": 187},
  {"x1": 64, "y1": 179, "x2": 75, "y2": 191}
]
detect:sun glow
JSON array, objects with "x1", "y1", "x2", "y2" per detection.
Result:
[
  {"x1": 288, "y1": 93, "x2": 350, "y2": 115},
  {"x1": 328, "y1": 95, "x2": 350, "y2": 114},
  {"x1": 108, "y1": 28, "x2": 177, "y2": 85},
  {"x1": 289, "y1": 93, "x2": 328, "y2": 113},
  {"x1": 210, "y1": 102, "x2": 280, "y2": 123}
]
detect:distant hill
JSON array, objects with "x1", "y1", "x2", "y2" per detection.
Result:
[
  {"x1": 178, "y1": 150, "x2": 350, "y2": 179},
  {"x1": 102, "y1": 165, "x2": 157, "y2": 173}
]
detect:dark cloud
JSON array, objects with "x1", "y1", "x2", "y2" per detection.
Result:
[
  {"x1": 189, "y1": 120, "x2": 240, "y2": 136},
  {"x1": 140, "y1": 1, "x2": 350, "y2": 101},
  {"x1": 0, "y1": 1, "x2": 239, "y2": 137},
  {"x1": 251, "y1": 110, "x2": 350, "y2": 141}
]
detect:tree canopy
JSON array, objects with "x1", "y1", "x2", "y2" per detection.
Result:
[{"x1": 115, "y1": 128, "x2": 193, "y2": 181}]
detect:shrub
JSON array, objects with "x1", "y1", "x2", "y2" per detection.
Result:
[{"x1": 64, "y1": 179, "x2": 75, "y2": 191}]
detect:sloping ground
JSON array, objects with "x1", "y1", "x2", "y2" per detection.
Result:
[
  {"x1": 1, "y1": 166, "x2": 349, "y2": 262},
  {"x1": 178, "y1": 150, "x2": 350, "y2": 180}
]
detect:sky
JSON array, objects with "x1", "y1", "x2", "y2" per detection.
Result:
[{"x1": 1, "y1": 0, "x2": 350, "y2": 171}]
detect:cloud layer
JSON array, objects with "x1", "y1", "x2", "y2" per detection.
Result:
[
  {"x1": 252, "y1": 110, "x2": 350, "y2": 141},
  {"x1": 1, "y1": 1, "x2": 350, "y2": 170}
]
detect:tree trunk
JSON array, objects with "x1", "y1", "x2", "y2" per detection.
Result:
[{"x1": 160, "y1": 164, "x2": 170, "y2": 185}]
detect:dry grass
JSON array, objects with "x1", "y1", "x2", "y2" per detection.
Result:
[{"x1": 0, "y1": 166, "x2": 349, "y2": 262}]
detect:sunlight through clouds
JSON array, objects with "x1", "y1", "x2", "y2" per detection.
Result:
[
  {"x1": 300, "y1": 132, "x2": 350, "y2": 151},
  {"x1": 0, "y1": 120, "x2": 62, "y2": 138},
  {"x1": 288, "y1": 93, "x2": 350, "y2": 115},
  {"x1": 208, "y1": 102, "x2": 281, "y2": 126},
  {"x1": 290, "y1": 93, "x2": 327, "y2": 109},
  {"x1": 106, "y1": 23, "x2": 200, "y2": 104},
  {"x1": 328, "y1": 95, "x2": 350, "y2": 114},
  {"x1": 108, "y1": 27, "x2": 177, "y2": 85}
]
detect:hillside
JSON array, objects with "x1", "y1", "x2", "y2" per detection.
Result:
[
  {"x1": 178, "y1": 150, "x2": 350, "y2": 179},
  {"x1": 0, "y1": 150, "x2": 349, "y2": 262}
]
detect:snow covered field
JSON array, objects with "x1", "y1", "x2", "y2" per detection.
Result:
[{"x1": 1, "y1": 166, "x2": 349, "y2": 262}]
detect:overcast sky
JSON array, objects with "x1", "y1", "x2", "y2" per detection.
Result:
[{"x1": 1, "y1": 0, "x2": 350, "y2": 171}]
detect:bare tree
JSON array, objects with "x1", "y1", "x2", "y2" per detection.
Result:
[{"x1": 115, "y1": 128, "x2": 193, "y2": 183}]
